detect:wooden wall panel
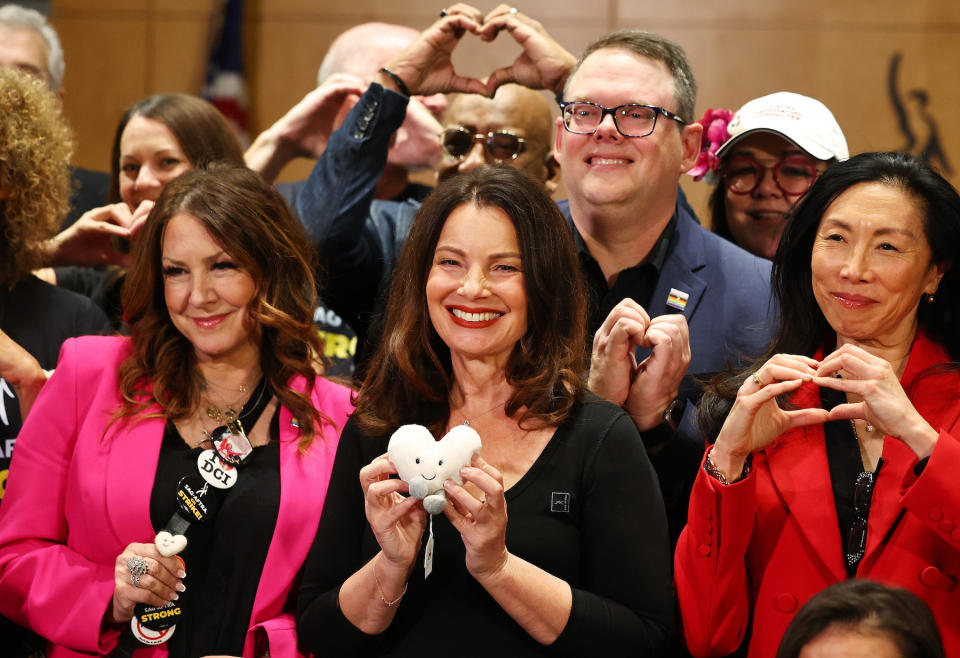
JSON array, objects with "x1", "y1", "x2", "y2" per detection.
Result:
[
  {"x1": 152, "y1": 17, "x2": 210, "y2": 95},
  {"x1": 49, "y1": 0, "x2": 960, "y2": 223},
  {"x1": 53, "y1": 15, "x2": 147, "y2": 171}
]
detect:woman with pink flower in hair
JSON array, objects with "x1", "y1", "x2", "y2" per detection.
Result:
[{"x1": 689, "y1": 92, "x2": 849, "y2": 259}]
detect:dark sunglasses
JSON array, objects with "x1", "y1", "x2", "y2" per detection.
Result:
[{"x1": 440, "y1": 126, "x2": 526, "y2": 163}]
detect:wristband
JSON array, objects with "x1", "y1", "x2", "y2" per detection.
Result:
[{"x1": 378, "y1": 67, "x2": 411, "y2": 97}]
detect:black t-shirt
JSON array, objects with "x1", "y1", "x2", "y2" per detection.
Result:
[
  {"x1": 297, "y1": 395, "x2": 674, "y2": 656},
  {"x1": 0, "y1": 276, "x2": 110, "y2": 501},
  {"x1": 575, "y1": 216, "x2": 676, "y2": 338},
  {"x1": 53, "y1": 265, "x2": 125, "y2": 331},
  {"x1": 314, "y1": 303, "x2": 358, "y2": 380}
]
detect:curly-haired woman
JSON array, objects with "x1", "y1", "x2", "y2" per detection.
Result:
[{"x1": 0, "y1": 67, "x2": 109, "y2": 489}]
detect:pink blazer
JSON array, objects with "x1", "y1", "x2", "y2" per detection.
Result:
[
  {"x1": 676, "y1": 332, "x2": 960, "y2": 657},
  {"x1": 0, "y1": 336, "x2": 354, "y2": 657}
]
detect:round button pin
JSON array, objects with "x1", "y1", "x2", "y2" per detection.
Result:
[{"x1": 197, "y1": 449, "x2": 237, "y2": 489}]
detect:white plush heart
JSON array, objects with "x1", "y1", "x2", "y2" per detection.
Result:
[
  {"x1": 154, "y1": 531, "x2": 188, "y2": 557},
  {"x1": 388, "y1": 424, "x2": 482, "y2": 501}
]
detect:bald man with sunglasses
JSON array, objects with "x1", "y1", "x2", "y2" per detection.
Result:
[
  {"x1": 295, "y1": 21, "x2": 561, "y2": 372},
  {"x1": 436, "y1": 84, "x2": 559, "y2": 191}
]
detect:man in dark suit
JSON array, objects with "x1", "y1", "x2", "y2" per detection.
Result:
[
  {"x1": 0, "y1": 4, "x2": 109, "y2": 228},
  {"x1": 529, "y1": 24, "x2": 774, "y2": 543}
]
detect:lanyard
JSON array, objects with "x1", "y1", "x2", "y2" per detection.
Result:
[{"x1": 123, "y1": 378, "x2": 269, "y2": 648}]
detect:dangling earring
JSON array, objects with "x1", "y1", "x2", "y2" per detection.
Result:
[{"x1": 925, "y1": 293, "x2": 936, "y2": 304}]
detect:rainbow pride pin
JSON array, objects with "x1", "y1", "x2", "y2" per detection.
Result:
[{"x1": 666, "y1": 288, "x2": 689, "y2": 311}]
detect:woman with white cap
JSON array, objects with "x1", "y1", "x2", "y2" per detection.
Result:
[{"x1": 689, "y1": 91, "x2": 849, "y2": 259}]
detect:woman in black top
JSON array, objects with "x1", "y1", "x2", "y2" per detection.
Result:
[{"x1": 297, "y1": 166, "x2": 673, "y2": 656}]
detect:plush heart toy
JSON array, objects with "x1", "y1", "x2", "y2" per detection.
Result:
[
  {"x1": 154, "y1": 530, "x2": 187, "y2": 557},
  {"x1": 388, "y1": 424, "x2": 482, "y2": 514}
]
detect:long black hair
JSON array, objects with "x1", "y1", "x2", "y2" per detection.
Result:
[{"x1": 699, "y1": 152, "x2": 960, "y2": 439}]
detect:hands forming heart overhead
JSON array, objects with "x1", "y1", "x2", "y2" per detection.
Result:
[
  {"x1": 588, "y1": 298, "x2": 692, "y2": 431},
  {"x1": 380, "y1": 4, "x2": 576, "y2": 99}
]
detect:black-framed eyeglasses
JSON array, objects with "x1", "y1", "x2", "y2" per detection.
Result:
[
  {"x1": 721, "y1": 154, "x2": 820, "y2": 196},
  {"x1": 558, "y1": 101, "x2": 685, "y2": 138},
  {"x1": 845, "y1": 470, "x2": 875, "y2": 567},
  {"x1": 440, "y1": 126, "x2": 526, "y2": 163}
]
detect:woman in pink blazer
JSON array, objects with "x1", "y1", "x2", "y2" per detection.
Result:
[
  {"x1": 0, "y1": 166, "x2": 353, "y2": 657},
  {"x1": 675, "y1": 152, "x2": 960, "y2": 657}
]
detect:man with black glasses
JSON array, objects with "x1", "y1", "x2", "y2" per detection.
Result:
[{"x1": 554, "y1": 29, "x2": 775, "y2": 545}]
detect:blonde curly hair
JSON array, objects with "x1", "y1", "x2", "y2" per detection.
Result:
[{"x1": 0, "y1": 67, "x2": 74, "y2": 287}]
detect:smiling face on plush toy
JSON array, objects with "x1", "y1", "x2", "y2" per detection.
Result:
[
  {"x1": 388, "y1": 424, "x2": 482, "y2": 498},
  {"x1": 414, "y1": 450, "x2": 445, "y2": 482}
]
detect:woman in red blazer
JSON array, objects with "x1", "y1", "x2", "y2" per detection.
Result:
[
  {"x1": 675, "y1": 152, "x2": 960, "y2": 657},
  {"x1": 0, "y1": 166, "x2": 353, "y2": 657}
]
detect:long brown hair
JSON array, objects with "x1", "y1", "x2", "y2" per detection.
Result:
[
  {"x1": 117, "y1": 165, "x2": 329, "y2": 449},
  {"x1": 354, "y1": 166, "x2": 588, "y2": 437},
  {"x1": 108, "y1": 93, "x2": 244, "y2": 204}
]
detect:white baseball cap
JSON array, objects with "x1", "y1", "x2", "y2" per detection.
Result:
[{"x1": 716, "y1": 91, "x2": 849, "y2": 162}]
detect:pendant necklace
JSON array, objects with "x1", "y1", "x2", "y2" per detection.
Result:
[
  {"x1": 200, "y1": 371, "x2": 263, "y2": 429},
  {"x1": 458, "y1": 397, "x2": 509, "y2": 427}
]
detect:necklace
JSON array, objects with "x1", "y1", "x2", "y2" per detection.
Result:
[
  {"x1": 456, "y1": 397, "x2": 510, "y2": 427},
  {"x1": 196, "y1": 376, "x2": 267, "y2": 447},
  {"x1": 201, "y1": 371, "x2": 262, "y2": 423}
]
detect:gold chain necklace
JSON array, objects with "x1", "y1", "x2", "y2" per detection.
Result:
[
  {"x1": 196, "y1": 373, "x2": 264, "y2": 446},
  {"x1": 201, "y1": 371, "x2": 261, "y2": 422}
]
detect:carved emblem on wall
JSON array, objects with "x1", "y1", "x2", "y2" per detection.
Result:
[{"x1": 888, "y1": 52, "x2": 952, "y2": 174}]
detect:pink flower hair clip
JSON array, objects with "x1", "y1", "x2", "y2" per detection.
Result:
[{"x1": 686, "y1": 107, "x2": 734, "y2": 185}]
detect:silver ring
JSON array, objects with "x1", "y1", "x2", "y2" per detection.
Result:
[
  {"x1": 440, "y1": 8, "x2": 448, "y2": 17},
  {"x1": 752, "y1": 371, "x2": 762, "y2": 387},
  {"x1": 127, "y1": 555, "x2": 149, "y2": 588},
  {"x1": 509, "y1": 6, "x2": 518, "y2": 14}
]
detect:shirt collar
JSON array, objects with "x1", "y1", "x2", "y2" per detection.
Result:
[{"x1": 573, "y1": 209, "x2": 678, "y2": 276}]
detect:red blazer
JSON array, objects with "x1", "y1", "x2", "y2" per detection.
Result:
[
  {"x1": 0, "y1": 336, "x2": 354, "y2": 657},
  {"x1": 675, "y1": 332, "x2": 960, "y2": 657}
]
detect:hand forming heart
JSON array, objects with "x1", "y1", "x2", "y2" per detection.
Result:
[
  {"x1": 588, "y1": 299, "x2": 692, "y2": 430},
  {"x1": 380, "y1": 4, "x2": 576, "y2": 99}
]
